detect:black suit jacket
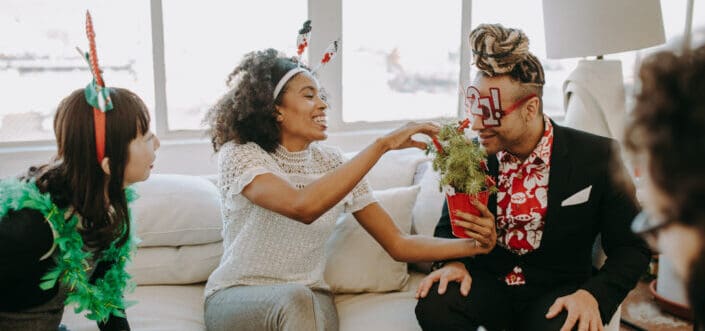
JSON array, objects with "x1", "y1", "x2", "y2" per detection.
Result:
[{"x1": 433, "y1": 122, "x2": 651, "y2": 321}]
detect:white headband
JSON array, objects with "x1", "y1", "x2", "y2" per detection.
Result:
[{"x1": 273, "y1": 67, "x2": 308, "y2": 99}]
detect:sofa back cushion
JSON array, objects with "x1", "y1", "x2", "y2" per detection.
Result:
[
  {"x1": 346, "y1": 148, "x2": 430, "y2": 191},
  {"x1": 411, "y1": 165, "x2": 445, "y2": 237},
  {"x1": 131, "y1": 174, "x2": 222, "y2": 247},
  {"x1": 324, "y1": 186, "x2": 419, "y2": 293},
  {"x1": 128, "y1": 242, "x2": 223, "y2": 285}
]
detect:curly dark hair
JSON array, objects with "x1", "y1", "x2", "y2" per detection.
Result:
[
  {"x1": 204, "y1": 48, "x2": 310, "y2": 153},
  {"x1": 624, "y1": 45, "x2": 705, "y2": 226},
  {"x1": 625, "y1": 45, "x2": 705, "y2": 327}
]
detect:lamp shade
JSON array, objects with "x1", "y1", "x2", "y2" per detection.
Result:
[{"x1": 543, "y1": 0, "x2": 666, "y2": 59}]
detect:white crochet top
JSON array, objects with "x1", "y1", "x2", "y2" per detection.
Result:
[{"x1": 205, "y1": 141, "x2": 376, "y2": 297}]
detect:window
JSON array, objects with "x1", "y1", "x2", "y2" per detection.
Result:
[
  {"x1": 0, "y1": 1, "x2": 153, "y2": 143},
  {"x1": 471, "y1": 0, "x2": 705, "y2": 118},
  {"x1": 161, "y1": 1, "x2": 307, "y2": 131},
  {"x1": 696, "y1": 0, "x2": 705, "y2": 41},
  {"x1": 341, "y1": 0, "x2": 464, "y2": 123},
  {"x1": 1, "y1": 0, "x2": 701, "y2": 146}
]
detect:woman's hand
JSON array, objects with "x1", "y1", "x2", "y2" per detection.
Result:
[
  {"x1": 379, "y1": 122, "x2": 440, "y2": 151},
  {"x1": 453, "y1": 199, "x2": 497, "y2": 255}
]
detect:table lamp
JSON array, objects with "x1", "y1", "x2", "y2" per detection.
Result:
[{"x1": 543, "y1": 0, "x2": 665, "y2": 141}]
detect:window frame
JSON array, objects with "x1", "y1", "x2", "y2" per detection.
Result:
[
  {"x1": 151, "y1": 0, "x2": 472, "y2": 138},
  {"x1": 0, "y1": 0, "x2": 505, "y2": 148},
  {"x1": 306, "y1": 0, "x2": 472, "y2": 133}
]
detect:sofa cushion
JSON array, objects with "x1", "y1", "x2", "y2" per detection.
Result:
[
  {"x1": 128, "y1": 242, "x2": 223, "y2": 285},
  {"x1": 346, "y1": 148, "x2": 430, "y2": 190},
  {"x1": 335, "y1": 272, "x2": 426, "y2": 331},
  {"x1": 131, "y1": 174, "x2": 222, "y2": 247},
  {"x1": 324, "y1": 186, "x2": 419, "y2": 293},
  {"x1": 61, "y1": 273, "x2": 426, "y2": 331},
  {"x1": 61, "y1": 270, "x2": 622, "y2": 331},
  {"x1": 61, "y1": 284, "x2": 207, "y2": 331},
  {"x1": 411, "y1": 165, "x2": 445, "y2": 237}
]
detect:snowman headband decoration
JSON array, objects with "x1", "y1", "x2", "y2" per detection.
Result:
[
  {"x1": 272, "y1": 20, "x2": 340, "y2": 99},
  {"x1": 77, "y1": 11, "x2": 113, "y2": 163}
]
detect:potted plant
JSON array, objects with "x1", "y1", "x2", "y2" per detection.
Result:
[{"x1": 427, "y1": 118, "x2": 497, "y2": 238}]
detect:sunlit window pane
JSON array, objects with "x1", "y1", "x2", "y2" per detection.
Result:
[
  {"x1": 342, "y1": 0, "x2": 462, "y2": 123},
  {"x1": 695, "y1": 0, "x2": 705, "y2": 42},
  {"x1": 162, "y1": 1, "x2": 307, "y2": 131},
  {"x1": 0, "y1": 0, "x2": 154, "y2": 143}
]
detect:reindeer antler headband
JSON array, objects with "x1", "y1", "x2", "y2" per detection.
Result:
[{"x1": 272, "y1": 20, "x2": 340, "y2": 99}]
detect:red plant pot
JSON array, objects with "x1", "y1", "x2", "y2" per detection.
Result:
[
  {"x1": 445, "y1": 190, "x2": 490, "y2": 238},
  {"x1": 649, "y1": 279, "x2": 693, "y2": 321}
]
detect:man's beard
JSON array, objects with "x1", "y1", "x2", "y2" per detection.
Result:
[{"x1": 499, "y1": 122, "x2": 531, "y2": 155}]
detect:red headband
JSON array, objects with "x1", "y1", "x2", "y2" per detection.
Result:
[{"x1": 80, "y1": 11, "x2": 113, "y2": 163}]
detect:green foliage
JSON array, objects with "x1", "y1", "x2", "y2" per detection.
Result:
[{"x1": 426, "y1": 122, "x2": 497, "y2": 194}]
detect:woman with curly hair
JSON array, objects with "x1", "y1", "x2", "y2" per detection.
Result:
[
  {"x1": 626, "y1": 44, "x2": 705, "y2": 329},
  {"x1": 202, "y1": 48, "x2": 498, "y2": 331}
]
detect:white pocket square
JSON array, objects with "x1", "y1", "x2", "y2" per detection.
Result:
[{"x1": 561, "y1": 186, "x2": 592, "y2": 207}]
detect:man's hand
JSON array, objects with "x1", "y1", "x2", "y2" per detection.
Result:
[
  {"x1": 545, "y1": 289, "x2": 604, "y2": 331},
  {"x1": 415, "y1": 262, "x2": 472, "y2": 299},
  {"x1": 453, "y1": 198, "x2": 497, "y2": 254}
]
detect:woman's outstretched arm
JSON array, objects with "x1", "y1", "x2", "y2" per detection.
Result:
[
  {"x1": 241, "y1": 122, "x2": 438, "y2": 224},
  {"x1": 353, "y1": 199, "x2": 496, "y2": 262}
]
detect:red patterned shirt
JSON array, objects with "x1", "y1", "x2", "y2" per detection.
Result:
[{"x1": 495, "y1": 116, "x2": 554, "y2": 286}]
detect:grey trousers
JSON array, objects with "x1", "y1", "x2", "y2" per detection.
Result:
[{"x1": 204, "y1": 284, "x2": 339, "y2": 331}]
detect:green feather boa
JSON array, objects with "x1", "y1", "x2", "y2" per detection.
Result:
[{"x1": 0, "y1": 178, "x2": 138, "y2": 322}]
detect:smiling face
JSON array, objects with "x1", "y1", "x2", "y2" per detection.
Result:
[
  {"x1": 276, "y1": 71, "x2": 328, "y2": 151},
  {"x1": 469, "y1": 75, "x2": 539, "y2": 156}
]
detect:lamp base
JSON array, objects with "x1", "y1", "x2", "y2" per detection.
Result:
[{"x1": 562, "y1": 59, "x2": 626, "y2": 140}]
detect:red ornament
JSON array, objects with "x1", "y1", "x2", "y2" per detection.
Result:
[
  {"x1": 431, "y1": 136, "x2": 444, "y2": 154},
  {"x1": 484, "y1": 175, "x2": 496, "y2": 189}
]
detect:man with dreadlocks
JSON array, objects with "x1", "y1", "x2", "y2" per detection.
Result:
[{"x1": 415, "y1": 23, "x2": 650, "y2": 331}]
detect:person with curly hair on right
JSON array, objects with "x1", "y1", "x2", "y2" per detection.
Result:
[
  {"x1": 414, "y1": 23, "x2": 651, "y2": 331},
  {"x1": 201, "y1": 48, "x2": 500, "y2": 331},
  {"x1": 625, "y1": 45, "x2": 705, "y2": 330}
]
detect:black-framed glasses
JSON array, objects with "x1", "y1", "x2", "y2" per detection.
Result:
[{"x1": 631, "y1": 210, "x2": 671, "y2": 252}]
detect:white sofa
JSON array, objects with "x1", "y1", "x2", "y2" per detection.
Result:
[{"x1": 61, "y1": 148, "x2": 621, "y2": 331}]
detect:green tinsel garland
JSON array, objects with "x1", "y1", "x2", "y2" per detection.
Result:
[
  {"x1": 0, "y1": 178, "x2": 138, "y2": 322},
  {"x1": 426, "y1": 122, "x2": 497, "y2": 194}
]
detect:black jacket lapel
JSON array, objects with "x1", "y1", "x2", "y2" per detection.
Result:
[{"x1": 542, "y1": 121, "x2": 573, "y2": 238}]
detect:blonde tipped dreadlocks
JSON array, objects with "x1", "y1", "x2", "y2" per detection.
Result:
[{"x1": 470, "y1": 23, "x2": 545, "y2": 86}]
